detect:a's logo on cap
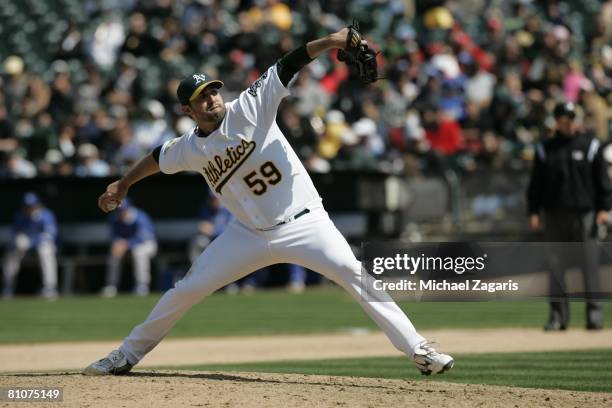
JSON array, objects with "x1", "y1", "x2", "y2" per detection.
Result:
[{"x1": 193, "y1": 74, "x2": 207, "y2": 85}]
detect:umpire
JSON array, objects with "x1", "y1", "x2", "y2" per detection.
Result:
[{"x1": 527, "y1": 102, "x2": 611, "y2": 331}]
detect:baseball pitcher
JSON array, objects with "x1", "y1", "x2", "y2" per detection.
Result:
[{"x1": 84, "y1": 25, "x2": 453, "y2": 376}]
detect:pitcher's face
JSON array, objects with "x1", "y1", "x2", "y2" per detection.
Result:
[{"x1": 182, "y1": 87, "x2": 226, "y2": 125}]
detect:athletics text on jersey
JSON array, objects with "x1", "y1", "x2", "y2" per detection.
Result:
[{"x1": 159, "y1": 64, "x2": 322, "y2": 230}]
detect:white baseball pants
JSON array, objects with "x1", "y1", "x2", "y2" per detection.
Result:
[
  {"x1": 119, "y1": 208, "x2": 425, "y2": 363},
  {"x1": 2, "y1": 239, "x2": 58, "y2": 294},
  {"x1": 106, "y1": 241, "x2": 158, "y2": 289}
]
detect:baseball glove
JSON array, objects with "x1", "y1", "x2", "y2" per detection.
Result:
[{"x1": 337, "y1": 20, "x2": 380, "y2": 84}]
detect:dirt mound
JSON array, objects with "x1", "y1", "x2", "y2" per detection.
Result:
[
  {"x1": 2, "y1": 328, "x2": 611, "y2": 373},
  {"x1": 1, "y1": 370, "x2": 609, "y2": 408}
]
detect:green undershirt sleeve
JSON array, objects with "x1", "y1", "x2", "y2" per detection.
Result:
[{"x1": 276, "y1": 45, "x2": 313, "y2": 87}]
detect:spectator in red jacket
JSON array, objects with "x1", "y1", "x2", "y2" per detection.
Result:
[{"x1": 424, "y1": 108, "x2": 465, "y2": 156}]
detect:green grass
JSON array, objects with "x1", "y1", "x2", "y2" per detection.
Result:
[
  {"x1": 0, "y1": 287, "x2": 611, "y2": 343},
  {"x1": 160, "y1": 349, "x2": 612, "y2": 393}
]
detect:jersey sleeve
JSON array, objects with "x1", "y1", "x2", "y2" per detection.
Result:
[
  {"x1": 233, "y1": 64, "x2": 291, "y2": 126},
  {"x1": 132, "y1": 212, "x2": 156, "y2": 245},
  {"x1": 158, "y1": 136, "x2": 190, "y2": 174},
  {"x1": 42, "y1": 210, "x2": 58, "y2": 241}
]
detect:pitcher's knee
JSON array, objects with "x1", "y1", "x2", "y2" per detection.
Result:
[
  {"x1": 173, "y1": 276, "x2": 200, "y2": 297},
  {"x1": 324, "y1": 262, "x2": 362, "y2": 289},
  {"x1": 172, "y1": 273, "x2": 219, "y2": 300},
  {"x1": 338, "y1": 261, "x2": 363, "y2": 279}
]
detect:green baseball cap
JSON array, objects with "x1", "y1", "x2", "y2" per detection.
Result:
[{"x1": 177, "y1": 73, "x2": 224, "y2": 105}]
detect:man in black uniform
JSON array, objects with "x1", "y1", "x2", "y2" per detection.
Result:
[{"x1": 527, "y1": 102, "x2": 610, "y2": 330}]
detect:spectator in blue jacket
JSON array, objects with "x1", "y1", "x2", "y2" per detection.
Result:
[
  {"x1": 101, "y1": 198, "x2": 157, "y2": 297},
  {"x1": 2, "y1": 192, "x2": 58, "y2": 299}
]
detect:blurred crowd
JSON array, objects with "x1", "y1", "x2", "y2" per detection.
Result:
[{"x1": 0, "y1": 0, "x2": 610, "y2": 179}]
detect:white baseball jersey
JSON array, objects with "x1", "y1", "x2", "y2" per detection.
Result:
[{"x1": 159, "y1": 64, "x2": 322, "y2": 230}]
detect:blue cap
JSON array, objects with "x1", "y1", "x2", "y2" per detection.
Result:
[{"x1": 23, "y1": 192, "x2": 40, "y2": 206}]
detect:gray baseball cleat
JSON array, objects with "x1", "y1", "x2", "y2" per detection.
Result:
[
  {"x1": 83, "y1": 349, "x2": 133, "y2": 376},
  {"x1": 412, "y1": 341, "x2": 454, "y2": 376}
]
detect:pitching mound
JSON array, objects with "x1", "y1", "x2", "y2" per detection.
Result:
[{"x1": 1, "y1": 370, "x2": 609, "y2": 408}]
